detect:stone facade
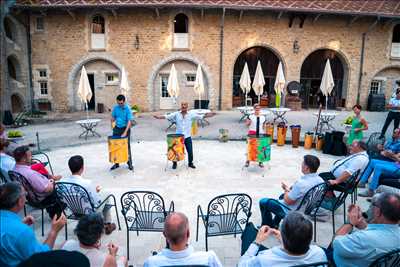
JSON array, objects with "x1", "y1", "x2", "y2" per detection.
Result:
[
  {"x1": 1, "y1": 8, "x2": 31, "y2": 116},
  {"x1": 9, "y1": 8, "x2": 400, "y2": 112}
]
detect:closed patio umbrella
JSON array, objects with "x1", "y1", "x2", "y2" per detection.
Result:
[
  {"x1": 320, "y1": 59, "x2": 335, "y2": 110},
  {"x1": 77, "y1": 66, "x2": 92, "y2": 118},
  {"x1": 239, "y1": 62, "x2": 251, "y2": 106},
  {"x1": 120, "y1": 67, "x2": 130, "y2": 102},
  {"x1": 194, "y1": 64, "x2": 205, "y2": 107},
  {"x1": 252, "y1": 60, "x2": 265, "y2": 103},
  {"x1": 167, "y1": 63, "x2": 180, "y2": 104},
  {"x1": 274, "y1": 62, "x2": 286, "y2": 107}
]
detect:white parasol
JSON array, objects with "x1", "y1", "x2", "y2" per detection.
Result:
[
  {"x1": 120, "y1": 67, "x2": 130, "y2": 102},
  {"x1": 194, "y1": 64, "x2": 205, "y2": 108},
  {"x1": 274, "y1": 62, "x2": 286, "y2": 107},
  {"x1": 252, "y1": 60, "x2": 265, "y2": 103},
  {"x1": 239, "y1": 62, "x2": 251, "y2": 106},
  {"x1": 77, "y1": 66, "x2": 92, "y2": 118},
  {"x1": 320, "y1": 59, "x2": 335, "y2": 110},
  {"x1": 167, "y1": 63, "x2": 180, "y2": 104}
]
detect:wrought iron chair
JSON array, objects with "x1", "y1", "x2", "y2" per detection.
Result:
[
  {"x1": 366, "y1": 132, "x2": 385, "y2": 158},
  {"x1": 320, "y1": 170, "x2": 360, "y2": 235},
  {"x1": 120, "y1": 191, "x2": 175, "y2": 260},
  {"x1": 8, "y1": 170, "x2": 57, "y2": 236},
  {"x1": 196, "y1": 193, "x2": 252, "y2": 251},
  {"x1": 55, "y1": 182, "x2": 121, "y2": 239},
  {"x1": 262, "y1": 182, "x2": 329, "y2": 242},
  {"x1": 369, "y1": 249, "x2": 400, "y2": 267},
  {"x1": 290, "y1": 262, "x2": 329, "y2": 267}
]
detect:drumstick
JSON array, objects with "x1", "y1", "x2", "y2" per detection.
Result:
[{"x1": 313, "y1": 104, "x2": 322, "y2": 144}]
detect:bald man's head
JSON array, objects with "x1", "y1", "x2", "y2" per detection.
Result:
[{"x1": 164, "y1": 212, "x2": 189, "y2": 246}]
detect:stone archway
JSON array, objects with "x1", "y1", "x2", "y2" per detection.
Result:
[
  {"x1": 11, "y1": 93, "x2": 24, "y2": 113},
  {"x1": 300, "y1": 49, "x2": 349, "y2": 109},
  {"x1": 148, "y1": 53, "x2": 214, "y2": 111},
  {"x1": 232, "y1": 45, "x2": 284, "y2": 107},
  {"x1": 67, "y1": 53, "x2": 123, "y2": 111}
]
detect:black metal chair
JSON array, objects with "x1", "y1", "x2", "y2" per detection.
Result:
[
  {"x1": 8, "y1": 170, "x2": 56, "y2": 236},
  {"x1": 32, "y1": 151, "x2": 54, "y2": 175},
  {"x1": 55, "y1": 182, "x2": 121, "y2": 239},
  {"x1": 290, "y1": 262, "x2": 329, "y2": 267},
  {"x1": 120, "y1": 191, "x2": 175, "y2": 260},
  {"x1": 261, "y1": 182, "x2": 329, "y2": 242},
  {"x1": 366, "y1": 132, "x2": 385, "y2": 158},
  {"x1": 196, "y1": 193, "x2": 252, "y2": 251},
  {"x1": 369, "y1": 249, "x2": 400, "y2": 267},
  {"x1": 0, "y1": 168, "x2": 9, "y2": 184},
  {"x1": 320, "y1": 170, "x2": 360, "y2": 235}
]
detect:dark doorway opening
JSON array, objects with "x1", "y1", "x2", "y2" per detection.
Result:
[
  {"x1": 87, "y1": 74, "x2": 95, "y2": 110},
  {"x1": 233, "y1": 46, "x2": 280, "y2": 107},
  {"x1": 300, "y1": 49, "x2": 345, "y2": 109}
]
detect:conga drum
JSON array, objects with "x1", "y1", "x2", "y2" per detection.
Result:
[
  {"x1": 167, "y1": 134, "x2": 185, "y2": 161},
  {"x1": 108, "y1": 136, "x2": 129, "y2": 164},
  {"x1": 247, "y1": 134, "x2": 271, "y2": 163}
]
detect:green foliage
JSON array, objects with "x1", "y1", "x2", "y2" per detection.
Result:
[
  {"x1": 7, "y1": 130, "x2": 23, "y2": 138},
  {"x1": 343, "y1": 116, "x2": 353, "y2": 125},
  {"x1": 131, "y1": 104, "x2": 141, "y2": 112}
]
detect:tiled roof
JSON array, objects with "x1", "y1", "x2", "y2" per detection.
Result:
[{"x1": 13, "y1": 0, "x2": 400, "y2": 18}]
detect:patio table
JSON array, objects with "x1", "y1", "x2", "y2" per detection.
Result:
[
  {"x1": 192, "y1": 109, "x2": 211, "y2": 127},
  {"x1": 269, "y1": 107, "x2": 291, "y2": 124},
  {"x1": 236, "y1": 106, "x2": 254, "y2": 123},
  {"x1": 76, "y1": 119, "x2": 101, "y2": 140},
  {"x1": 313, "y1": 112, "x2": 338, "y2": 132}
]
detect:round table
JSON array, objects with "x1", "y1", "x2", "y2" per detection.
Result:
[
  {"x1": 248, "y1": 109, "x2": 272, "y2": 121},
  {"x1": 75, "y1": 119, "x2": 101, "y2": 140},
  {"x1": 236, "y1": 106, "x2": 254, "y2": 122},
  {"x1": 313, "y1": 112, "x2": 338, "y2": 132},
  {"x1": 192, "y1": 109, "x2": 211, "y2": 127},
  {"x1": 269, "y1": 108, "x2": 291, "y2": 124}
]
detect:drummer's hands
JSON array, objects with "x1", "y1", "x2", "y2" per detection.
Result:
[{"x1": 121, "y1": 132, "x2": 127, "y2": 137}]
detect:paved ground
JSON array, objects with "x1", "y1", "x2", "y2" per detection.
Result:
[
  {"x1": 6, "y1": 109, "x2": 387, "y2": 266},
  {"x1": 9, "y1": 109, "x2": 394, "y2": 152},
  {"x1": 23, "y1": 141, "x2": 370, "y2": 267}
]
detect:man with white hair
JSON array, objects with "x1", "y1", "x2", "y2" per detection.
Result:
[
  {"x1": 154, "y1": 102, "x2": 215, "y2": 169},
  {"x1": 144, "y1": 212, "x2": 222, "y2": 267}
]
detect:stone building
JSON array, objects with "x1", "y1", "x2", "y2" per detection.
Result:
[{"x1": 2, "y1": 0, "x2": 400, "y2": 114}]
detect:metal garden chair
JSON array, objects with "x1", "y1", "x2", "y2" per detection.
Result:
[
  {"x1": 8, "y1": 170, "x2": 57, "y2": 236},
  {"x1": 120, "y1": 191, "x2": 175, "y2": 260},
  {"x1": 262, "y1": 182, "x2": 329, "y2": 242},
  {"x1": 196, "y1": 193, "x2": 252, "y2": 251},
  {"x1": 369, "y1": 249, "x2": 400, "y2": 267},
  {"x1": 55, "y1": 182, "x2": 121, "y2": 239}
]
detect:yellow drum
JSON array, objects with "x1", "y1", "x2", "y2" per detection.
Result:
[
  {"x1": 304, "y1": 132, "x2": 313, "y2": 149},
  {"x1": 167, "y1": 134, "x2": 185, "y2": 161},
  {"x1": 247, "y1": 134, "x2": 271, "y2": 163},
  {"x1": 108, "y1": 136, "x2": 129, "y2": 164}
]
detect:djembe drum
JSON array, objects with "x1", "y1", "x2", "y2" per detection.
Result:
[
  {"x1": 108, "y1": 136, "x2": 129, "y2": 164},
  {"x1": 247, "y1": 134, "x2": 271, "y2": 163},
  {"x1": 167, "y1": 134, "x2": 185, "y2": 162}
]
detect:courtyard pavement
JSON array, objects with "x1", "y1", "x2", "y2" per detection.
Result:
[{"x1": 6, "y1": 109, "x2": 388, "y2": 266}]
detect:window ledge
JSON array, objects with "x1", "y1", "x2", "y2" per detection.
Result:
[
  {"x1": 171, "y1": 48, "x2": 190, "y2": 52},
  {"x1": 390, "y1": 56, "x2": 400, "y2": 61},
  {"x1": 89, "y1": 49, "x2": 106, "y2": 52}
]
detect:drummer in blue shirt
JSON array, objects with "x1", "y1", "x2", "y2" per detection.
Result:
[
  {"x1": 110, "y1": 94, "x2": 134, "y2": 171},
  {"x1": 154, "y1": 102, "x2": 215, "y2": 169}
]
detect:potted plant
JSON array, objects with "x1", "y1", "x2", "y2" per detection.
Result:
[
  {"x1": 131, "y1": 104, "x2": 141, "y2": 117},
  {"x1": 7, "y1": 130, "x2": 24, "y2": 142}
]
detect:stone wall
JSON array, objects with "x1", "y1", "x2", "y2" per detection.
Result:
[{"x1": 27, "y1": 8, "x2": 400, "y2": 112}]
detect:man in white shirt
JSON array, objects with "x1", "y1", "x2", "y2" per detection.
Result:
[
  {"x1": 259, "y1": 155, "x2": 324, "y2": 228},
  {"x1": 144, "y1": 212, "x2": 223, "y2": 267},
  {"x1": 0, "y1": 138, "x2": 15, "y2": 173},
  {"x1": 239, "y1": 211, "x2": 327, "y2": 267},
  {"x1": 154, "y1": 102, "x2": 215, "y2": 169},
  {"x1": 245, "y1": 104, "x2": 267, "y2": 167},
  {"x1": 320, "y1": 140, "x2": 369, "y2": 188},
  {"x1": 380, "y1": 88, "x2": 400, "y2": 138},
  {"x1": 61, "y1": 155, "x2": 115, "y2": 233}
]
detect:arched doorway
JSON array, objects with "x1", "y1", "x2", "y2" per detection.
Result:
[
  {"x1": 300, "y1": 49, "x2": 347, "y2": 109},
  {"x1": 11, "y1": 94, "x2": 24, "y2": 113},
  {"x1": 233, "y1": 46, "x2": 280, "y2": 107}
]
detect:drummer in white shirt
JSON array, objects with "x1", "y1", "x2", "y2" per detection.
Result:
[
  {"x1": 245, "y1": 104, "x2": 267, "y2": 168},
  {"x1": 154, "y1": 102, "x2": 215, "y2": 169}
]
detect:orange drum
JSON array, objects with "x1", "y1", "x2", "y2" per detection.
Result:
[
  {"x1": 167, "y1": 134, "x2": 185, "y2": 161},
  {"x1": 247, "y1": 134, "x2": 271, "y2": 163}
]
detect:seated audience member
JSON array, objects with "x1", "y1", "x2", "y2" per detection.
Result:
[
  {"x1": 144, "y1": 212, "x2": 223, "y2": 267},
  {"x1": 0, "y1": 182, "x2": 66, "y2": 267},
  {"x1": 13, "y1": 146, "x2": 63, "y2": 218},
  {"x1": 239, "y1": 211, "x2": 327, "y2": 267},
  {"x1": 332, "y1": 193, "x2": 400, "y2": 267},
  {"x1": 61, "y1": 155, "x2": 116, "y2": 234},
  {"x1": 17, "y1": 250, "x2": 89, "y2": 267},
  {"x1": 0, "y1": 138, "x2": 15, "y2": 173},
  {"x1": 259, "y1": 155, "x2": 324, "y2": 227},
  {"x1": 375, "y1": 128, "x2": 400, "y2": 161},
  {"x1": 62, "y1": 213, "x2": 127, "y2": 267},
  {"x1": 358, "y1": 153, "x2": 400, "y2": 197},
  {"x1": 320, "y1": 140, "x2": 369, "y2": 186}
]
